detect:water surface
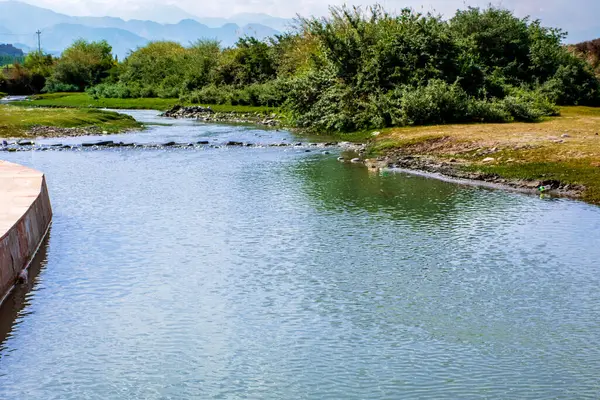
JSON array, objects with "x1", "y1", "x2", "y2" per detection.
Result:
[{"x1": 1, "y1": 111, "x2": 599, "y2": 399}]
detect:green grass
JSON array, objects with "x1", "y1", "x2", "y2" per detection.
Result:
[
  {"x1": 367, "y1": 106, "x2": 600, "y2": 205},
  {"x1": 469, "y1": 157, "x2": 600, "y2": 205},
  {"x1": 13, "y1": 92, "x2": 277, "y2": 114},
  {"x1": 0, "y1": 105, "x2": 141, "y2": 138}
]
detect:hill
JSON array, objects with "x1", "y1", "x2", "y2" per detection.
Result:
[
  {"x1": 0, "y1": 43, "x2": 23, "y2": 56},
  {"x1": 0, "y1": 1, "x2": 283, "y2": 58}
]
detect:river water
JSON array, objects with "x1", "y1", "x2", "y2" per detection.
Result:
[{"x1": 1, "y1": 111, "x2": 599, "y2": 399}]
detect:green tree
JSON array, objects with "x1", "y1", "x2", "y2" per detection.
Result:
[
  {"x1": 45, "y1": 39, "x2": 114, "y2": 92},
  {"x1": 216, "y1": 37, "x2": 276, "y2": 86}
]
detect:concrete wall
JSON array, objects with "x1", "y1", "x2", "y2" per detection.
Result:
[{"x1": 0, "y1": 161, "x2": 52, "y2": 304}]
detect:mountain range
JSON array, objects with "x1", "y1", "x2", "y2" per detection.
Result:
[{"x1": 0, "y1": 1, "x2": 293, "y2": 58}]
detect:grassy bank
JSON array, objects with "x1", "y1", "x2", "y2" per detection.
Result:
[
  {"x1": 0, "y1": 105, "x2": 141, "y2": 138},
  {"x1": 12, "y1": 93, "x2": 277, "y2": 114},
  {"x1": 369, "y1": 106, "x2": 600, "y2": 205}
]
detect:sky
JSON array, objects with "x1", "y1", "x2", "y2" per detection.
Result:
[
  {"x1": 10, "y1": 0, "x2": 599, "y2": 20},
  {"x1": 6, "y1": 0, "x2": 600, "y2": 41}
]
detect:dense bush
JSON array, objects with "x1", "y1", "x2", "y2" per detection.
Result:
[
  {"x1": 181, "y1": 80, "x2": 289, "y2": 107},
  {"x1": 45, "y1": 40, "x2": 114, "y2": 92},
  {"x1": 36, "y1": 5, "x2": 600, "y2": 132}
]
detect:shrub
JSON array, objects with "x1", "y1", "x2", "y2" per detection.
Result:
[
  {"x1": 499, "y1": 89, "x2": 558, "y2": 121},
  {"x1": 46, "y1": 40, "x2": 114, "y2": 92},
  {"x1": 394, "y1": 80, "x2": 471, "y2": 126}
]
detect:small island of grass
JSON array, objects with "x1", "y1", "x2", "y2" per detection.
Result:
[{"x1": 0, "y1": 105, "x2": 141, "y2": 138}]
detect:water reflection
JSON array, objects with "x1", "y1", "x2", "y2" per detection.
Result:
[{"x1": 0, "y1": 235, "x2": 50, "y2": 349}]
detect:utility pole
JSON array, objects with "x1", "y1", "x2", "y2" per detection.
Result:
[{"x1": 36, "y1": 30, "x2": 41, "y2": 53}]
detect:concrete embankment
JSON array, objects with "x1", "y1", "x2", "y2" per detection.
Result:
[{"x1": 0, "y1": 161, "x2": 52, "y2": 304}]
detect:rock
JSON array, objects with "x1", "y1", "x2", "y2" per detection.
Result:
[
  {"x1": 337, "y1": 157, "x2": 345, "y2": 162},
  {"x1": 17, "y1": 140, "x2": 34, "y2": 146},
  {"x1": 102, "y1": 131, "x2": 108, "y2": 135},
  {"x1": 163, "y1": 141, "x2": 177, "y2": 146},
  {"x1": 561, "y1": 134, "x2": 570, "y2": 138},
  {"x1": 94, "y1": 140, "x2": 114, "y2": 146},
  {"x1": 449, "y1": 158, "x2": 457, "y2": 163},
  {"x1": 226, "y1": 141, "x2": 244, "y2": 146},
  {"x1": 197, "y1": 140, "x2": 209, "y2": 145},
  {"x1": 482, "y1": 157, "x2": 495, "y2": 163},
  {"x1": 351, "y1": 158, "x2": 363, "y2": 163},
  {"x1": 322, "y1": 151, "x2": 331, "y2": 155},
  {"x1": 372, "y1": 131, "x2": 381, "y2": 136}
]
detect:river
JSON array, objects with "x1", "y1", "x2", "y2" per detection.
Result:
[{"x1": 1, "y1": 110, "x2": 599, "y2": 399}]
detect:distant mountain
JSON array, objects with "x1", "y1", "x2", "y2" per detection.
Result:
[
  {"x1": 101, "y1": 3, "x2": 199, "y2": 24},
  {"x1": 198, "y1": 13, "x2": 295, "y2": 32},
  {"x1": 0, "y1": 1, "x2": 68, "y2": 32},
  {"x1": 0, "y1": 43, "x2": 23, "y2": 56},
  {"x1": 0, "y1": 1, "x2": 282, "y2": 58},
  {"x1": 42, "y1": 24, "x2": 148, "y2": 58}
]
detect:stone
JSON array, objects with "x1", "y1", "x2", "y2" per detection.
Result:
[
  {"x1": 197, "y1": 141, "x2": 210, "y2": 145},
  {"x1": 561, "y1": 134, "x2": 570, "y2": 138},
  {"x1": 482, "y1": 157, "x2": 495, "y2": 163},
  {"x1": 351, "y1": 158, "x2": 363, "y2": 163},
  {"x1": 17, "y1": 140, "x2": 34, "y2": 146},
  {"x1": 163, "y1": 142, "x2": 177, "y2": 146},
  {"x1": 226, "y1": 141, "x2": 244, "y2": 146}
]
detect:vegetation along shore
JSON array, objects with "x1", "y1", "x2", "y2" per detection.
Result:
[{"x1": 2, "y1": 5, "x2": 600, "y2": 204}]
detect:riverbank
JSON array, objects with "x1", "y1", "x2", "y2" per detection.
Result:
[
  {"x1": 0, "y1": 105, "x2": 141, "y2": 138},
  {"x1": 366, "y1": 107, "x2": 600, "y2": 205},
  {"x1": 10, "y1": 93, "x2": 277, "y2": 114},
  {"x1": 0, "y1": 161, "x2": 52, "y2": 305}
]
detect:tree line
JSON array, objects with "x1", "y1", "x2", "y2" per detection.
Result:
[{"x1": 2, "y1": 5, "x2": 600, "y2": 132}]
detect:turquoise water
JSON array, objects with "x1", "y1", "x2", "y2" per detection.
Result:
[{"x1": 1, "y1": 111, "x2": 600, "y2": 399}]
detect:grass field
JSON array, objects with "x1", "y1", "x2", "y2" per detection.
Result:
[
  {"x1": 0, "y1": 105, "x2": 141, "y2": 138},
  {"x1": 370, "y1": 107, "x2": 600, "y2": 204},
  {"x1": 11, "y1": 93, "x2": 277, "y2": 114}
]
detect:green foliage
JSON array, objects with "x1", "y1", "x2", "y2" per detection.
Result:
[
  {"x1": 0, "y1": 55, "x2": 24, "y2": 66},
  {"x1": 35, "y1": 4, "x2": 600, "y2": 133},
  {"x1": 45, "y1": 39, "x2": 114, "y2": 92},
  {"x1": 182, "y1": 80, "x2": 288, "y2": 107}
]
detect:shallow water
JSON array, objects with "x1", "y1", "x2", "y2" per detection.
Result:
[{"x1": 1, "y1": 111, "x2": 600, "y2": 399}]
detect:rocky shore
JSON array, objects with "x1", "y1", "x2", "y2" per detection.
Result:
[
  {"x1": 1, "y1": 139, "x2": 348, "y2": 152},
  {"x1": 162, "y1": 105, "x2": 281, "y2": 127},
  {"x1": 24, "y1": 125, "x2": 116, "y2": 138},
  {"x1": 362, "y1": 152, "x2": 585, "y2": 199}
]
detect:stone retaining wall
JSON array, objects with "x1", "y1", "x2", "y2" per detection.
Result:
[{"x1": 0, "y1": 161, "x2": 52, "y2": 304}]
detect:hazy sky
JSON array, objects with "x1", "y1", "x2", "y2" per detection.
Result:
[{"x1": 13, "y1": 0, "x2": 600, "y2": 20}]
